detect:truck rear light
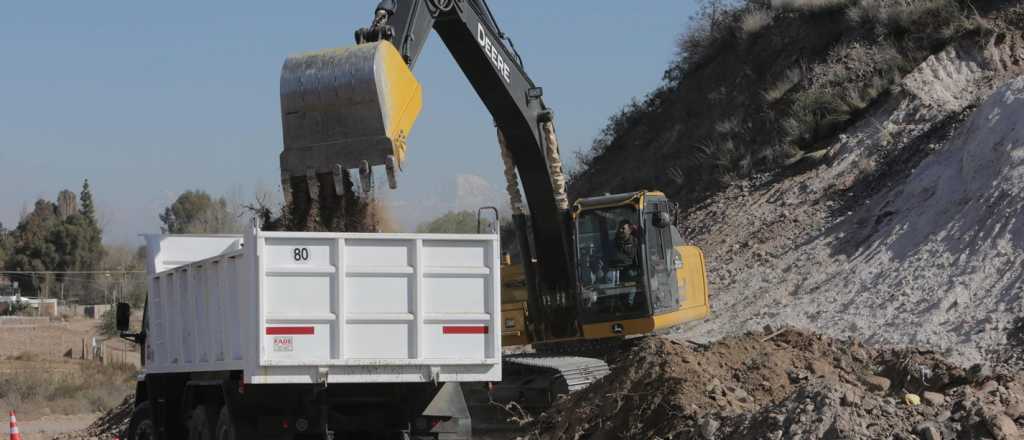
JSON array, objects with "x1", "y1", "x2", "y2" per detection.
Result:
[
  {"x1": 414, "y1": 416, "x2": 450, "y2": 432},
  {"x1": 442, "y1": 326, "x2": 488, "y2": 334}
]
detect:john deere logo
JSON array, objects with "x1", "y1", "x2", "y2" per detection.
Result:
[{"x1": 612, "y1": 323, "x2": 624, "y2": 334}]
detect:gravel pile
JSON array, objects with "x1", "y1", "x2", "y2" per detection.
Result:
[{"x1": 52, "y1": 395, "x2": 132, "y2": 440}]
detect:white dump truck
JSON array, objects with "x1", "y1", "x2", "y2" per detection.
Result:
[{"x1": 117, "y1": 226, "x2": 501, "y2": 440}]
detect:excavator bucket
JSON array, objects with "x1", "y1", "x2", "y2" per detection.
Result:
[{"x1": 280, "y1": 41, "x2": 422, "y2": 197}]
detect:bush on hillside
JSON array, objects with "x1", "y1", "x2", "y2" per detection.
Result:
[{"x1": 568, "y1": 0, "x2": 983, "y2": 204}]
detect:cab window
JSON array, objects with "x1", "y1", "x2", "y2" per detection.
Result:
[{"x1": 576, "y1": 206, "x2": 647, "y2": 319}]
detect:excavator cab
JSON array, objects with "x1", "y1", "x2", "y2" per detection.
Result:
[
  {"x1": 499, "y1": 191, "x2": 710, "y2": 347},
  {"x1": 572, "y1": 191, "x2": 710, "y2": 340}
]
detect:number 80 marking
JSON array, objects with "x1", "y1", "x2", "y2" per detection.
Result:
[{"x1": 293, "y1": 248, "x2": 310, "y2": 262}]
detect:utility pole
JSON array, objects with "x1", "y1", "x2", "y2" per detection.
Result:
[{"x1": 122, "y1": 269, "x2": 128, "y2": 305}]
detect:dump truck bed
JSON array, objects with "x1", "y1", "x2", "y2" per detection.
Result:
[{"x1": 141, "y1": 228, "x2": 501, "y2": 385}]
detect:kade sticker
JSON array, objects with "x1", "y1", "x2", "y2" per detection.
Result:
[{"x1": 273, "y1": 336, "x2": 294, "y2": 352}]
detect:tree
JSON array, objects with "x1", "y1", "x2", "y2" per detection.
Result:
[
  {"x1": 5, "y1": 200, "x2": 61, "y2": 294},
  {"x1": 51, "y1": 213, "x2": 104, "y2": 274},
  {"x1": 79, "y1": 179, "x2": 97, "y2": 223},
  {"x1": 0, "y1": 221, "x2": 9, "y2": 269},
  {"x1": 160, "y1": 190, "x2": 241, "y2": 234},
  {"x1": 415, "y1": 211, "x2": 490, "y2": 234},
  {"x1": 101, "y1": 244, "x2": 147, "y2": 306},
  {"x1": 4, "y1": 189, "x2": 105, "y2": 297},
  {"x1": 57, "y1": 190, "x2": 78, "y2": 219}
]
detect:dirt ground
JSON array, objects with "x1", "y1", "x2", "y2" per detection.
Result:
[
  {"x1": 0, "y1": 316, "x2": 136, "y2": 440},
  {"x1": 0, "y1": 317, "x2": 100, "y2": 361},
  {"x1": 16, "y1": 414, "x2": 98, "y2": 440}
]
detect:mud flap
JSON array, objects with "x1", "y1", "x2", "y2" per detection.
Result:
[{"x1": 419, "y1": 382, "x2": 471, "y2": 439}]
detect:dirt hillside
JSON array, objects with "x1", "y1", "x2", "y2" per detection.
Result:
[{"x1": 678, "y1": 44, "x2": 1024, "y2": 367}]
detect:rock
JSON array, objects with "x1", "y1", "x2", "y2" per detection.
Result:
[
  {"x1": 861, "y1": 375, "x2": 891, "y2": 393},
  {"x1": 979, "y1": 380, "x2": 1000, "y2": 395},
  {"x1": 787, "y1": 368, "x2": 810, "y2": 383},
  {"x1": 1005, "y1": 402, "x2": 1024, "y2": 419},
  {"x1": 914, "y1": 421, "x2": 943, "y2": 440},
  {"x1": 809, "y1": 359, "x2": 833, "y2": 377},
  {"x1": 969, "y1": 363, "x2": 992, "y2": 382},
  {"x1": 986, "y1": 414, "x2": 1019, "y2": 440},
  {"x1": 842, "y1": 389, "x2": 861, "y2": 407},
  {"x1": 922, "y1": 391, "x2": 946, "y2": 407},
  {"x1": 700, "y1": 418, "x2": 720, "y2": 439},
  {"x1": 733, "y1": 388, "x2": 753, "y2": 404}
]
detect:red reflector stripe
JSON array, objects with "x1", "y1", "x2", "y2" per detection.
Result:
[
  {"x1": 266, "y1": 326, "x2": 314, "y2": 335},
  {"x1": 443, "y1": 326, "x2": 488, "y2": 335}
]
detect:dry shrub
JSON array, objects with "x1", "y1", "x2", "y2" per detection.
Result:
[
  {"x1": 764, "y1": 67, "x2": 803, "y2": 102},
  {"x1": 740, "y1": 8, "x2": 774, "y2": 35},
  {"x1": 678, "y1": 0, "x2": 744, "y2": 71},
  {"x1": 784, "y1": 41, "x2": 906, "y2": 147},
  {"x1": 848, "y1": 0, "x2": 966, "y2": 35},
  {"x1": 0, "y1": 361, "x2": 135, "y2": 417},
  {"x1": 771, "y1": 0, "x2": 850, "y2": 12},
  {"x1": 695, "y1": 138, "x2": 755, "y2": 180},
  {"x1": 9, "y1": 351, "x2": 41, "y2": 362}
]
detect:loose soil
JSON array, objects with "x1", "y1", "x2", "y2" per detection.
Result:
[{"x1": 529, "y1": 329, "x2": 1023, "y2": 439}]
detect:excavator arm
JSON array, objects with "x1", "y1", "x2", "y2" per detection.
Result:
[
  {"x1": 279, "y1": 0, "x2": 577, "y2": 319},
  {"x1": 366, "y1": 0, "x2": 574, "y2": 289}
]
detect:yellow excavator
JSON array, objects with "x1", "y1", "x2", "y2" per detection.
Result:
[{"x1": 279, "y1": 0, "x2": 710, "y2": 423}]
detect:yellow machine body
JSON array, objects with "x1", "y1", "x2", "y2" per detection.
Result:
[{"x1": 579, "y1": 245, "x2": 709, "y2": 338}]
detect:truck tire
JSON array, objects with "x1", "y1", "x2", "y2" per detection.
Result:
[
  {"x1": 214, "y1": 405, "x2": 237, "y2": 440},
  {"x1": 126, "y1": 402, "x2": 156, "y2": 440},
  {"x1": 187, "y1": 405, "x2": 215, "y2": 440}
]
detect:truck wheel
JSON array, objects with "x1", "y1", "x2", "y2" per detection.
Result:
[
  {"x1": 187, "y1": 405, "x2": 215, "y2": 440},
  {"x1": 215, "y1": 405, "x2": 237, "y2": 440},
  {"x1": 126, "y1": 402, "x2": 156, "y2": 440}
]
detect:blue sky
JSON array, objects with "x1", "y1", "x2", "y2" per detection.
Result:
[{"x1": 0, "y1": 1, "x2": 698, "y2": 244}]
